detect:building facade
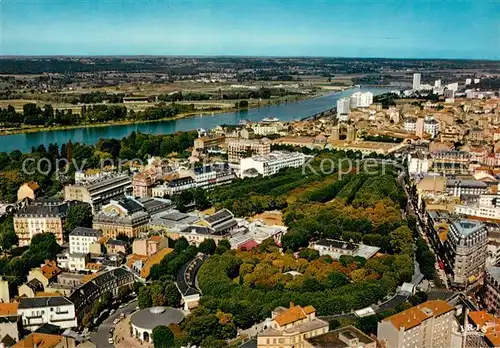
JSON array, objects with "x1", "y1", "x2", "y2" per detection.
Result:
[
  {"x1": 14, "y1": 200, "x2": 70, "y2": 247},
  {"x1": 377, "y1": 300, "x2": 454, "y2": 348},
  {"x1": 64, "y1": 174, "x2": 132, "y2": 213},
  {"x1": 239, "y1": 151, "x2": 309, "y2": 177},
  {"x1": 17, "y1": 296, "x2": 77, "y2": 331},
  {"x1": 226, "y1": 138, "x2": 271, "y2": 163}
]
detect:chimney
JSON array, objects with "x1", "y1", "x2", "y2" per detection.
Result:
[{"x1": 290, "y1": 301, "x2": 294, "y2": 308}]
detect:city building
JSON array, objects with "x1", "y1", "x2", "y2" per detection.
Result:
[
  {"x1": 239, "y1": 151, "x2": 310, "y2": 178},
  {"x1": 132, "y1": 235, "x2": 169, "y2": 256},
  {"x1": 226, "y1": 138, "x2": 271, "y2": 163},
  {"x1": 132, "y1": 173, "x2": 155, "y2": 198},
  {"x1": 159, "y1": 176, "x2": 197, "y2": 196},
  {"x1": 189, "y1": 163, "x2": 235, "y2": 189},
  {"x1": 408, "y1": 152, "x2": 432, "y2": 175},
  {"x1": 0, "y1": 302, "x2": 20, "y2": 344},
  {"x1": 64, "y1": 174, "x2": 132, "y2": 213},
  {"x1": 337, "y1": 97, "x2": 350, "y2": 118},
  {"x1": 424, "y1": 117, "x2": 440, "y2": 138},
  {"x1": 377, "y1": 300, "x2": 454, "y2": 348},
  {"x1": 435, "y1": 79, "x2": 442, "y2": 88},
  {"x1": 193, "y1": 136, "x2": 225, "y2": 151},
  {"x1": 413, "y1": 73, "x2": 421, "y2": 90},
  {"x1": 69, "y1": 268, "x2": 135, "y2": 324},
  {"x1": 305, "y1": 325, "x2": 376, "y2": 348},
  {"x1": 13, "y1": 333, "x2": 77, "y2": 348},
  {"x1": 92, "y1": 197, "x2": 150, "y2": 239},
  {"x1": 446, "y1": 179, "x2": 488, "y2": 198},
  {"x1": 484, "y1": 267, "x2": 500, "y2": 316},
  {"x1": 404, "y1": 117, "x2": 417, "y2": 132},
  {"x1": 416, "y1": 117, "x2": 425, "y2": 138},
  {"x1": 350, "y1": 91, "x2": 373, "y2": 108},
  {"x1": 310, "y1": 239, "x2": 380, "y2": 260},
  {"x1": 467, "y1": 311, "x2": 500, "y2": 348},
  {"x1": 180, "y1": 209, "x2": 238, "y2": 245},
  {"x1": 127, "y1": 247, "x2": 174, "y2": 280},
  {"x1": 444, "y1": 219, "x2": 488, "y2": 286},
  {"x1": 14, "y1": 199, "x2": 71, "y2": 247},
  {"x1": 17, "y1": 296, "x2": 77, "y2": 330},
  {"x1": 257, "y1": 303, "x2": 329, "y2": 348},
  {"x1": 69, "y1": 227, "x2": 102, "y2": 254}
]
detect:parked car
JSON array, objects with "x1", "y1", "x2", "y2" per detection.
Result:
[
  {"x1": 108, "y1": 338, "x2": 114, "y2": 344},
  {"x1": 113, "y1": 318, "x2": 120, "y2": 325}
]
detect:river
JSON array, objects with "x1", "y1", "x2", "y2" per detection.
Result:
[{"x1": 1, "y1": 87, "x2": 391, "y2": 153}]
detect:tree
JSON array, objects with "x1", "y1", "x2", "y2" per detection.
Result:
[
  {"x1": 152, "y1": 325, "x2": 175, "y2": 348},
  {"x1": 389, "y1": 226, "x2": 414, "y2": 255},
  {"x1": 199, "y1": 239, "x2": 216, "y2": 255},
  {"x1": 64, "y1": 204, "x2": 92, "y2": 237},
  {"x1": 298, "y1": 248, "x2": 320, "y2": 261},
  {"x1": 409, "y1": 291, "x2": 428, "y2": 306},
  {"x1": 0, "y1": 231, "x2": 18, "y2": 251},
  {"x1": 355, "y1": 315, "x2": 378, "y2": 335},
  {"x1": 174, "y1": 237, "x2": 189, "y2": 253},
  {"x1": 138, "y1": 287, "x2": 152, "y2": 309},
  {"x1": 164, "y1": 281, "x2": 181, "y2": 307}
]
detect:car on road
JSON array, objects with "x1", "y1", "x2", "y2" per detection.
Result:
[
  {"x1": 108, "y1": 332, "x2": 113, "y2": 338},
  {"x1": 120, "y1": 313, "x2": 125, "y2": 319},
  {"x1": 108, "y1": 338, "x2": 114, "y2": 344},
  {"x1": 110, "y1": 309, "x2": 116, "y2": 315},
  {"x1": 113, "y1": 318, "x2": 120, "y2": 325},
  {"x1": 119, "y1": 303, "x2": 126, "y2": 309}
]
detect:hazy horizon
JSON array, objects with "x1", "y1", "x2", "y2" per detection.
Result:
[{"x1": 1, "y1": 0, "x2": 498, "y2": 60}]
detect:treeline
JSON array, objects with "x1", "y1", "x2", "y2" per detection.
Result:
[{"x1": 0, "y1": 102, "x2": 196, "y2": 127}]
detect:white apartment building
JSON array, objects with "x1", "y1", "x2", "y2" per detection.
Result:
[
  {"x1": 239, "y1": 151, "x2": 310, "y2": 178},
  {"x1": 69, "y1": 227, "x2": 102, "y2": 254},
  {"x1": 404, "y1": 118, "x2": 417, "y2": 132},
  {"x1": 377, "y1": 300, "x2": 454, "y2": 348},
  {"x1": 337, "y1": 97, "x2": 350, "y2": 115},
  {"x1": 17, "y1": 296, "x2": 77, "y2": 330},
  {"x1": 251, "y1": 122, "x2": 285, "y2": 136},
  {"x1": 434, "y1": 79, "x2": 442, "y2": 88},
  {"x1": 350, "y1": 91, "x2": 373, "y2": 108},
  {"x1": 447, "y1": 82, "x2": 459, "y2": 91},
  {"x1": 446, "y1": 179, "x2": 488, "y2": 197},
  {"x1": 455, "y1": 205, "x2": 500, "y2": 220},
  {"x1": 424, "y1": 117, "x2": 440, "y2": 138},
  {"x1": 226, "y1": 138, "x2": 271, "y2": 163},
  {"x1": 408, "y1": 152, "x2": 432, "y2": 175},
  {"x1": 413, "y1": 73, "x2": 421, "y2": 90}
]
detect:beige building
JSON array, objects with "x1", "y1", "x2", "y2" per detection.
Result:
[
  {"x1": 257, "y1": 303, "x2": 329, "y2": 348},
  {"x1": 0, "y1": 277, "x2": 9, "y2": 303},
  {"x1": 14, "y1": 200, "x2": 69, "y2": 247},
  {"x1": 13, "y1": 333, "x2": 77, "y2": 348},
  {"x1": 64, "y1": 174, "x2": 132, "y2": 213},
  {"x1": 132, "y1": 235, "x2": 169, "y2": 256},
  {"x1": 93, "y1": 198, "x2": 149, "y2": 239},
  {"x1": 377, "y1": 300, "x2": 454, "y2": 348},
  {"x1": 226, "y1": 138, "x2": 271, "y2": 163},
  {"x1": 132, "y1": 173, "x2": 155, "y2": 198},
  {"x1": 17, "y1": 181, "x2": 40, "y2": 201}
]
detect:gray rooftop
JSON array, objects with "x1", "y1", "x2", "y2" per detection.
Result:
[
  {"x1": 451, "y1": 219, "x2": 486, "y2": 237},
  {"x1": 70, "y1": 227, "x2": 102, "y2": 238},
  {"x1": 130, "y1": 307, "x2": 184, "y2": 330},
  {"x1": 18, "y1": 296, "x2": 73, "y2": 309}
]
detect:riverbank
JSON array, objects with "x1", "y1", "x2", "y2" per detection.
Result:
[{"x1": 0, "y1": 90, "x2": 331, "y2": 136}]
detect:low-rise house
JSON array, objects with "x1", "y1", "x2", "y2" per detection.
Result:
[
  {"x1": 17, "y1": 296, "x2": 77, "y2": 331},
  {"x1": 180, "y1": 209, "x2": 238, "y2": 246},
  {"x1": 257, "y1": 303, "x2": 328, "y2": 348},
  {"x1": 467, "y1": 311, "x2": 500, "y2": 348},
  {"x1": 106, "y1": 239, "x2": 130, "y2": 254}
]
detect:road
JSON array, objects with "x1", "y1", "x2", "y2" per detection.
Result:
[{"x1": 90, "y1": 299, "x2": 138, "y2": 348}]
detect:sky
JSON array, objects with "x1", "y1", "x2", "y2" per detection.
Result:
[{"x1": 1, "y1": 0, "x2": 499, "y2": 59}]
